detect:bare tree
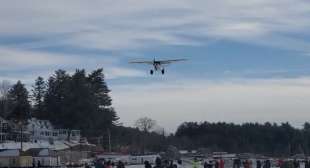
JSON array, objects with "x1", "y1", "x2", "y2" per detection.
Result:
[
  {"x1": 134, "y1": 117, "x2": 156, "y2": 154},
  {"x1": 0, "y1": 80, "x2": 11, "y2": 99},
  {"x1": 135, "y1": 117, "x2": 156, "y2": 132},
  {"x1": 154, "y1": 126, "x2": 166, "y2": 136},
  {"x1": 0, "y1": 80, "x2": 11, "y2": 117}
]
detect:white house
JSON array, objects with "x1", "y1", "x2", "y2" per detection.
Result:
[
  {"x1": 0, "y1": 117, "x2": 10, "y2": 142},
  {"x1": 25, "y1": 148, "x2": 61, "y2": 167},
  {"x1": 27, "y1": 118, "x2": 81, "y2": 142}
]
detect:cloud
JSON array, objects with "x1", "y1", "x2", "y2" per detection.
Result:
[
  {"x1": 105, "y1": 67, "x2": 146, "y2": 79},
  {"x1": 1, "y1": 0, "x2": 310, "y2": 51},
  {"x1": 0, "y1": 46, "x2": 144, "y2": 83},
  {"x1": 111, "y1": 77, "x2": 310, "y2": 132},
  {"x1": 1, "y1": 0, "x2": 310, "y2": 132},
  {"x1": 0, "y1": 47, "x2": 77, "y2": 68}
]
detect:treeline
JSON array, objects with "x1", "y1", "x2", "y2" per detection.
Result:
[
  {"x1": 0, "y1": 69, "x2": 118, "y2": 137},
  {"x1": 108, "y1": 126, "x2": 168, "y2": 153},
  {"x1": 0, "y1": 69, "x2": 169, "y2": 152},
  {"x1": 175, "y1": 121, "x2": 310, "y2": 156},
  {"x1": 4, "y1": 69, "x2": 310, "y2": 155}
]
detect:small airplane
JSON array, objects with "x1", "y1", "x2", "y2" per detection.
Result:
[{"x1": 129, "y1": 58, "x2": 187, "y2": 75}]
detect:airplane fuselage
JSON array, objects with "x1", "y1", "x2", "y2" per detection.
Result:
[
  {"x1": 153, "y1": 61, "x2": 162, "y2": 71},
  {"x1": 150, "y1": 60, "x2": 165, "y2": 74}
]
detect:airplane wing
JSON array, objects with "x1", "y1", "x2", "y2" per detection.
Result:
[
  {"x1": 129, "y1": 61, "x2": 154, "y2": 64},
  {"x1": 158, "y1": 59, "x2": 187, "y2": 64}
]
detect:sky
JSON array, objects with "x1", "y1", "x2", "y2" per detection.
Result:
[{"x1": 1, "y1": 0, "x2": 310, "y2": 132}]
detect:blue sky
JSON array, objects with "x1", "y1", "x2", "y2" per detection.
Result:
[{"x1": 1, "y1": 0, "x2": 310, "y2": 132}]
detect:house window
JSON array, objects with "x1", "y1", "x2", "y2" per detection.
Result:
[{"x1": 2, "y1": 123, "x2": 8, "y2": 130}]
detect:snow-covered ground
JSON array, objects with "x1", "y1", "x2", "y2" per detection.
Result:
[
  {"x1": 0, "y1": 140, "x2": 82, "y2": 151},
  {"x1": 125, "y1": 161, "x2": 196, "y2": 168}
]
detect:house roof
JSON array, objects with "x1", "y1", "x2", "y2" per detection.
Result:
[
  {"x1": 27, "y1": 118, "x2": 53, "y2": 130},
  {"x1": 0, "y1": 116, "x2": 9, "y2": 123},
  {"x1": 22, "y1": 148, "x2": 50, "y2": 156},
  {"x1": 0, "y1": 149, "x2": 20, "y2": 157}
]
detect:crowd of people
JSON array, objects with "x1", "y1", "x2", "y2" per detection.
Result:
[
  {"x1": 150, "y1": 157, "x2": 184, "y2": 168},
  {"x1": 92, "y1": 159, "x2": 126, "y2": 168},
  {"x1": 92, "y1": 157, "x2": 183, "y2": 168},
  {"x1": 201, "y1": 158, "x2": 310, "y2": 168},
  {"x1": 90, "y1": 157, "x2": 310, "y2": 168}
]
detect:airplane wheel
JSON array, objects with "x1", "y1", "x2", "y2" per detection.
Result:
[
  {"x1": 150, "y1": 70, "x2": 154, "y2": 75},
  {"x1": 161, "y1": 69, "x2": 165, "y2": 75}
]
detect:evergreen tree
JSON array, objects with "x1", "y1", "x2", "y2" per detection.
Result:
[
  {"x1": 7, "y1": 81, "x2": 31, "y2": 121},
  {"x1": 175, "y1": 121, "x2": 310, "y2": 156},
  {"x1": 65, "y1": 69, "x2": 96, "y2": 132},
  {"x1": 44, "y1": 69, "x2": 71, "y2": 126},
  {"x1": 44, "y1": 69, "x2": 118, "y2": 136},
  {"x1": 87, "y1": 69, "x2": 118, "y2": 130},
  {"x1": 31, "y1": 76, "x2": 46, "y2": 118},
  {"x1": 87, "y1": 69, "x2": 112, "y2": 107}
]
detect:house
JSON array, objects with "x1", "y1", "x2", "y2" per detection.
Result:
[
  {"x1": 129, "y1": 154, "x2": 159, "y2": 165},
  {"x1": 0, "y1": 117, "x2": 9, "y2": 142},
  {"x1": 0, "y1": 148, "x2": 61, "y2": 167},
  {"x1": 0, "y1": 149, "x2": 33, "y2": 167},
  {"x1": 7, "y1": 119, "x2": 31, "y2": 143},
  {"x1": 0, "y1": 117, "x2": 29, "y2": 142},
  {"x1": 24, "y1": 148, "x2": 61, "y2": 167},
  {"x1": 0, "y1": 117, "x2": 81, "y2": 143},
  {"x1": 212, "y1": 152, "x2": 236, "y2": 159},
  {"x1": 26, "y1": 118, "x2": 81, "y2": 142}
]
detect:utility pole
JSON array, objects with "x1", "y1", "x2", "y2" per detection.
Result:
[
  {"x1": 107, "y1": 128, "x2": 111, "y2": 152},
  {"x1": 19, "y1": 121, "x2": 23, "y2": 151},
  {"x1": 99, "y1": 105, "x2": 112, "y2": 153}
]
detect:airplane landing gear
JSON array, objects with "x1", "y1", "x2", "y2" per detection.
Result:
[
  {"x1": 161, "y1": 69, "x2": 165, "y2": 75},
  {"x1": 150, "y1": 70, "x2": 154, "y2": 75}
]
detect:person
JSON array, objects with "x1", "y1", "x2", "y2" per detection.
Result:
[
  {"x1": 233, "y1": 159, "x2": 237, "y2": 168},
  {"x1": 145, "y1": 161, "x2": 152, "y2": 168},
  {"x1": 243, "y1": 160, "x2": 249, "y2": 168},
  {"x1": 117, "y1": 161, "x2": 125, "y2": 168},
  {"x1": 176, "y1": 160, "x2": 183, "y2": 168},
  {"x1": 277, "y1": 159, "x2": 284, "y2": 168},
  {"x1": 204, "y1": 161, "x2": 208, "y2": 168},
  {"x1": 32, "y1": 159, "x2": 36, "y2": 168},
  {"x1": 106, "y1": 160, "x2": 113, "y2": 168},
  {"x1": 219, "y1": 159, "x2": 224, "y2": 168},
  {"x1": 37, "y1": 160, "x2": 41, "y2": 168},
  {"x1": 293, "y1": 160, "x2": 300, "y2": 168},
  {"x1": 95, "y1": 159, "x2": 104, "y2": 168},
  {"x1": 155, "y1": 157, "x2": 162, "y2": 168},
  {"x1": 256, "y1": 160, "x2": 261, "y2": 168},
  {"x1": 305, "y1": 160, "x2": 310, "y2": 168},
  {"x1": 192, "y1": 158, "x2": 199, "y2": 168},
  {"x1": 265, "y1": 160, "x2": 271, "y2": 168},
  {"x1": 215, "y1": 160, "x2": 219, "y2": 168},
  {"x1": 235, "y1": 159, "x2": 241, "y2": 168},
  {"x1": 85, "y1": 163, "x2": 92, "y2": 168},
  {"x1": 208, "y1": 160, "x2": 213, "y2": 168},
  {"x1": 163, "y1": 160, "x2": 169, "y2": 168},
  {"x1": 306, "y1": 160, "x2": 310, "y2": 168},
  {"x1": 168, "y1": 161, "x2": 174, "y2": 168}
]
